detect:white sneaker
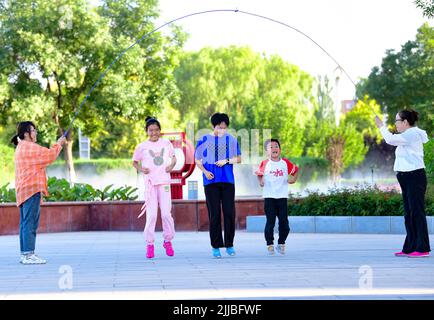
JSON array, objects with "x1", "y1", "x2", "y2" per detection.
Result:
[
  {"x1": 267, "y1": 245, "x2": 275, "y2": 255},
  {"x1": 276, "y1": 244, "x2": 286, "y2": 255},
  {"x1": 21, "y1": 254, "x2": 47, "y2": 265}
]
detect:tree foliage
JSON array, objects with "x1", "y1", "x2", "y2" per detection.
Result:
[
  {"x1": 302, "y1": 77, "x2": 370, "y2": 179},
  {"x1": 357, "y1": 23, "x2": 434, "y2": 135},
  {"x1": 0, "y1": 0, "x2": 185, "y2": 179},
  {"x1": 414, "y1": 0, "x2": 434, "y2": 18},
  {"x1": 174, "y1": 46, "x2": 315, "y2": 158},
  {"x1": 342, "y1": 96, "x2": 382, "y2": 143}
]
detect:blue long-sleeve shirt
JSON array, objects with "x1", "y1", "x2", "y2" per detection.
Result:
[{"x1": 194, "y1": 133, "x2": 241, "y2": 186}]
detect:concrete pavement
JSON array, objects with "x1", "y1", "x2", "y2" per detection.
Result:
[{"x1": 0, "y1": 231, "x2": 433, "y2": 300}]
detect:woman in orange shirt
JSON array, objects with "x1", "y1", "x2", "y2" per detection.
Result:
[{"x1": 11, "y1": 121, "x2": 65, "y2": 265}]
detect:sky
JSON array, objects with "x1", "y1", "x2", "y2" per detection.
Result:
[{"x1": 156, "y1": 0, "x2": 431, "y2": 99}]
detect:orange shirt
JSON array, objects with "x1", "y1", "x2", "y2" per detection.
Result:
[{"x1": 14, "y1": 140, "x2": 62, "y2": 207}]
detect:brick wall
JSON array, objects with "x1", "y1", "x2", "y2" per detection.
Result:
[{"x1": 0, "y1": 198, "x2": 265, "y2": 235}]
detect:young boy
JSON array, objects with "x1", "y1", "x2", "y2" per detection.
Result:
[{"x1": 255, "y1": 139, "x2": 299, "y2": 255}]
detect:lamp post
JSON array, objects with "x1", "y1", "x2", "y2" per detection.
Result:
[{"x1": 333, "y1": 66, "x2": 343, "y2": 127}]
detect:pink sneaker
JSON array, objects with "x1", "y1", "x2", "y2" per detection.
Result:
[
  {"x1": 163, "y1": 241, "x2": 174, "y2": 256},
  {"x1": 407, "y1": 251, "x2": 430, "y2": 258},
  {"x1": 394, "y1": 251, "x2": 408, "y2": 257},
  {"x1": 146, "y1": 244, "x2": 155, "y2": 259}
]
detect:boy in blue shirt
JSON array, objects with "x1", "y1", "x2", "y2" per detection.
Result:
[{"x1": 195, "y1": 113, "x2": 241, "y2": 258}]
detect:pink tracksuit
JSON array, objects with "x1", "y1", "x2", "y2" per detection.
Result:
[{"x1": 133, "y1": 138, "x2": 176, "y2": 244}]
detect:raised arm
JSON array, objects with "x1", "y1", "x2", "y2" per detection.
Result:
[
  {"x1": 379, "y1": 126, "x2": 410, "y2": 146},
  {"x1": 30, "y1": 136, "x2": 65, "y2": 167},
  {"x1": 375, "y1": 116, "x2": 409, "y2": 146}
]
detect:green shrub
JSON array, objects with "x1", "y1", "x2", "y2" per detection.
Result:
[
  {"x1": 45, "y1": 177, "x2": 138, "y2": 201},
  {"x1": 0, "y1": 177, "x2": 138, "y2": 203},
  {"x1": 424, "y1": 139, "x2": 433, "y2": 183},
  {"x1": 0, "y1": 183, "x2": 16, "y2": 203},
  {"x1": 0, "y1": 143, "x2": 15, "y2": 186},
  {"x1": 288, "y1": 185, "x2": 433, "y2": 216}
]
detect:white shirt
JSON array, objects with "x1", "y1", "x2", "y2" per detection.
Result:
[
  {"x1": 379, "y1": 126, "x2": 429, "y2": 172},
  {"x1": 256, "y1": 158, "x2": 298, "y2": 199}
]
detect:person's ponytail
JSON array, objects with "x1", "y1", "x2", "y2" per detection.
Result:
[
  {"x1": 399, "y1": 109, "x2": 419, "y2": 126},
  {"x1": 10, "y1": 135, "x2": 19, "y2": 146},
  {"x1": 10, "y1": 121, "x2": 36, "y2": 146}
]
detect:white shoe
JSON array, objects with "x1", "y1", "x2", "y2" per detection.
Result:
[
  {"x1": 267, "y1": 245, "x2": 275, "y2": 255},
  {"x1": 276, "y1": 244, "x2": 286, "y2": 255},
  {"x1": 21, "y1": 254, "x2": 47, "y2": 265}
]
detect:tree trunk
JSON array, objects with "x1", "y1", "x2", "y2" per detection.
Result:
[
  {"x1": 52, "y1": 71, "x2": 76, "y2": 183},
  {"x1": 64, "y1": 133, "x2": 76, "y2": 184},
  {"x1": 326, "y1": 135, "x2": 345, "y2": 183}
]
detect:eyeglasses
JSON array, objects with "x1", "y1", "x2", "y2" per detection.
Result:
[{"x1": 395, "y1": 119, "x2": 403, "y2": 123}]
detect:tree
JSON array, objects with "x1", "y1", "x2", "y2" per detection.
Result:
[
  {"x1": 339, "y1": 96, "x2": 393, "y2": 175},
  {"x1": 342, "y1": 96, "x2": 382, "y2": 142},
  {"x1": 174, "y1": 46, "x2": 263, "y2": 131},
  {"x1": 0, "y1": 126, "x2": 15, "y2": 186},
  {"x1": 314, "y1": 75, "x2": 335, "y2": 124},
  {"x1": 415, "y1": 0, "x2": 434, "y2": 18},
  {"x1": 303, "y1": 119, "x2": 367, "y2": 181},
  {"x1": 357, "y1": 23, "x2": 434, "y2": 135},
  {"x1": 303, "y1": 80, "x2": 371, "y2": 181},
  {"x1": 249, "y1": 54, "x2": 315, "y2": 158},
  {"x1": 174, "y1": 46, "x2": 316, "y2": 158},
  {"x1": 0, "y1": 0, "x2": 185, "y2": 181},
  {"x1": 90, "y1": 101, "x2": 181, "y2": 159},
  {"x1": 425, "y1": 139, "x2": 434, "y2": 183}
]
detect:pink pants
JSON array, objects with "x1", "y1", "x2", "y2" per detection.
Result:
[{"x1": 144, "y1": 184, "x2": 175, "y2": 244}]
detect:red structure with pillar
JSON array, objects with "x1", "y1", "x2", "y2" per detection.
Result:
[{"x1": 161, "y1": 132, "x2": 195, "y2": 199}]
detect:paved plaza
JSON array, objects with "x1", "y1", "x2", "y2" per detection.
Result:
[{"x1": 0, "y1": 231, "x2": 433, "y2": 300}]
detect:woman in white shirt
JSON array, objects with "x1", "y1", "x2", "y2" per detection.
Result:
[{"x1": 375, "y1": 109, "x2": 430, "y2": 258}]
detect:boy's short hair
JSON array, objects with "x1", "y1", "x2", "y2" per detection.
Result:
[
  {"x1": 210, "y1": 113, "x2": 230, "y2": 127},
  {"x1": 264, "y1": 138, "x2": 281, "y2": 150}
]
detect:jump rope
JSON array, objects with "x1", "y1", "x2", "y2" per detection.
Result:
[{"x1": 63, "y1": 8, "x2": 379, "y2": 138}]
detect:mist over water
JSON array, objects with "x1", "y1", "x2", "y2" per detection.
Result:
[
  {"x1": 46, "y1": 163, "x2": 399, "y2": 201},
  {"x1": 41, "y1": 125, "x2": 400, "y2": 200},
  {"x1": 47, "y1": 166, "x2": 140, "y2": 196}
]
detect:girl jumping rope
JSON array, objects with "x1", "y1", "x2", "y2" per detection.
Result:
[{"x1": 132, "y1": 117, "x2": 177, "y2": 259}]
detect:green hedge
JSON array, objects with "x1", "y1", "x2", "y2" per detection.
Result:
[
  {"x1": 424, "y1": 139, "x2": 433, "y2": 183},
  {"x1": 288, "y1": 185, "x2": 434, "y2": 216},
  {"x1": 0, "y1": 177, "x2": 138, "y2": 203},
  {"x1": 0, "y1": 183, "x2": 17, "y2": 203},
  {"x1": 0, "y1": 143, "x2": 15, "y2": 186}
]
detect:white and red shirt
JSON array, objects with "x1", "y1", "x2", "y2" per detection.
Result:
[{"x1": 255, "y1": 158, "x2": 299, "y2": 199}]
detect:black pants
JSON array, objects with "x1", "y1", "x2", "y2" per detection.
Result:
[
  {"x1": 397, "y1": 169, "x2": 431, "y2": 253},
  {"x1": 204, "y1": 183, "x2": 236, "y2": 248},
  {"x1": 264, "y1": 198, "x2": 290, "y2": 245}
]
